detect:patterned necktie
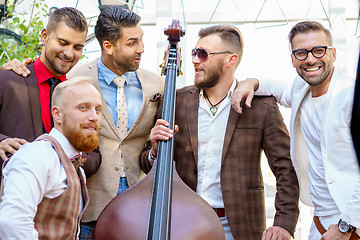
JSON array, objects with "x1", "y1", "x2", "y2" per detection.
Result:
[
  {"x1": 113, "y1": 76, "x2": 128, "y2": 139},
  {"x1": 48, "y1": 77, "x2": 60, "y2": 128}
]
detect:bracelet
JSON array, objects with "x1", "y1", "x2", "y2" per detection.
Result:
[{"x1": 150, "y1": 147, "x2": 157, "y2": 161}]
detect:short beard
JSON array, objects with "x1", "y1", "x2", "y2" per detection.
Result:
[
  {"x1": 195, "y1": 62, "x2": 222, "y2": 89},
  {"x1": 63, "y1": 121, "x2": 100, "y2": 153},
  {"x1": 45, "y1": 50, "x2": 73, "y2": 75}
]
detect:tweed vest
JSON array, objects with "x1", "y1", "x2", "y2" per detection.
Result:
[{"x1": 33, "y1": 135, "x2": 89, "y2": 239}]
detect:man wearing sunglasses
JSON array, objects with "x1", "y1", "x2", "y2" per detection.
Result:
[
  {"x1": 141, "y1": 24, "x2": 299, "y2": 240},
  {"x1": 231, "y1": 21, "x2": 360, "y2": 240}
]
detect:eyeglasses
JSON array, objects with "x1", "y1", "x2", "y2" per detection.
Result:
[
  {"x1": 192, "y1": 48, "x2": 231, "y2": 61},
  {"x1": 292, "y1": 46, "x2": 333, "y2": 61}
]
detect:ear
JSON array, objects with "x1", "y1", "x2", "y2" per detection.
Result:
[
  {"x1": 225, "y1": 54, "x2": 238, "y2": 68},
  {"x1": 330, "y1": 47, "x2": 337, "y2": 62},
  {"x1": 103, "y1": 40, "x2": 114, "y2": 56},
  {"x1": 290, "y1": 53, "x2": 296, "y2": 68},
  {"x1": 52, "y1": 106, "x2": 62, "y2": 126},
  {"x1": 41, "y1": 29, "x2": 48, "y2": 46}
]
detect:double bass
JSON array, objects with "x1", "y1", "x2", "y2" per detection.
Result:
[{"x1": 94, "y1": 20, "x2": 225, "y2": 240}]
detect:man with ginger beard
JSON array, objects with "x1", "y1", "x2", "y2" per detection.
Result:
[{"x1": 0, "y1": 77, "x2": 102, "y2": 239}]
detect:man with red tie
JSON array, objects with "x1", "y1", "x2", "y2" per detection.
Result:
[{"x1": 0, "y1": 7, "x2": 101, "y2": 177}]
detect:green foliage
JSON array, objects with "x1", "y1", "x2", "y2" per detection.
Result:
[{"x1": 0, "y1": 0, "x2": 48, "y2": 65}]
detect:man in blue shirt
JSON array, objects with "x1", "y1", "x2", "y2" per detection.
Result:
[{"x1": 67, "y1": 6, "x2": 164, "y2": 239}]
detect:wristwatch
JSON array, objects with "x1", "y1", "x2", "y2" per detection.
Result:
[{"x1": 338, "y1": 219, "x2": 356, "y2": 234}]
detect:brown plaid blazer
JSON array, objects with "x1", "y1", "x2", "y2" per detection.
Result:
[
  {"x1": 0, "y1": 64, "x2": 100, "y2": 178},
  {"x1": 141, "y1": 85, "x2": 299, "y2": 240}
]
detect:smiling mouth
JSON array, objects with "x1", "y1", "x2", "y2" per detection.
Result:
[
  {"x1": 82, "y1": 125, "x2": 100, "y2": 131},
  {"x1": 57, "y1": 56, "x2": 73, "y2": 63},
  {"x1": 304, "y1": 66, "x2": 321, "y2": 72}
]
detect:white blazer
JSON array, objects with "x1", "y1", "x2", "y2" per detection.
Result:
[{"x1": 257, "y1": 68, "x2": 360, "y2": 229}]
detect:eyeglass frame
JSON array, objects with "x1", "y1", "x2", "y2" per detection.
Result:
[
  {"x1": 291, "y1": 45, "x2": 334, "y2": 61},
  {"x1": 191, "y1": 48, "x2": 232, "y2": 61}
]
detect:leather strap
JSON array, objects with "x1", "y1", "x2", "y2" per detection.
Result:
[
  {"x1": 313, "y1": 216, "x2": 326, "y2": 235},
  {"x1": 313, "y1": 216, "x2": 360, "y2": 240}
]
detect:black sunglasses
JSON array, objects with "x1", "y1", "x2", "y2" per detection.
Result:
[{"x1": 191, "y1": 48, "x2": 232, "y2": 61}]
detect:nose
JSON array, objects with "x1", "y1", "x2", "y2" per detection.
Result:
[
  {"x1": 88, "y1": 108, "x2": 101, "y2": 123},
  {"x1": 305, "y1": 51, "x2": 317, "y2": 64},
  {"x1": 192, "y1": 54, "x2": 200, "y2": 64},
  {"x1": 63, "y1": 46, "x2": 74, "y2": 60},
  {"x1": 137, "y1": 41, "x2": 145, "y2": 54}
]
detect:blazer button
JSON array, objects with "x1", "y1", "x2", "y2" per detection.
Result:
[
  {"x1": 194, "y1": 168, "x2": 197, "y2": 174},
  {"x1": 115, "y1": 167, "x2": 120, "y2": 171}
]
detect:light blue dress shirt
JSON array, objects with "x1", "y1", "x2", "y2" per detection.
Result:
[{"x1": 97, "y1": 57, "x2": 143, "y2": 131}]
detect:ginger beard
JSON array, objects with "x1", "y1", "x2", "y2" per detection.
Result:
[{"x1": 62, "y1": 116, "x2": 100, "y2": 153}]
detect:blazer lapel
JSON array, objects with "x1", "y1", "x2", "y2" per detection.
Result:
[
  {"x1": 222, "y1": 80, "x2": 242, "y2": 161},
  {"x1": 26, "y1": 65, "x2": 43, "y2": 137},
  {"x1": 186, "y1": 88, "x2": 200, "y2": 165},
  {"x1": 87, "y1": 60, "x2": 122, "y2": 140},
  {"x1": 222, "y1": 108, "x2": 240, "y2": 162}
]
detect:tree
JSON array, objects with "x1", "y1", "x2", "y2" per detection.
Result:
[{"x1": 0, "y1": 0, "x2": 48, "y2": 65}]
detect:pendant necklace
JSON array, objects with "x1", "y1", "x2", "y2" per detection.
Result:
[{"x1": 203, "y1": 90, "x2": 228, "y2": 116}]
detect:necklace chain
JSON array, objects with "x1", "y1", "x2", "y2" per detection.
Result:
[{"x1": 203, "y1": 90, "x2": 228, "y2": 116}]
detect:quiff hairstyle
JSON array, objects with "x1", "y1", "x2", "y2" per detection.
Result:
[
  {"x1": 46, "y1": 7, "x2": 87, "y2": 34},
  {"x1": 95, "y1": 6, "x2": 141, "y2": 49},
  {"x1": 198, "y1": 24, "x2": 244, "y2": 62},
  {"x1": 288, "y1": 21, "x2": 333, "y2": 48},
  {"x1": 52, "y1": 77, "x2": 93, "y2": 108}
]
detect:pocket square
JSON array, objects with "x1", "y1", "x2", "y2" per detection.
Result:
[{"x1": 150, "y1": 93, "x2": 162, "y2": 102}]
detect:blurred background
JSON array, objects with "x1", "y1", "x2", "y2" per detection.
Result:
[{"x1": 1, "y1": 0, "x2": 359, "y2": 239}]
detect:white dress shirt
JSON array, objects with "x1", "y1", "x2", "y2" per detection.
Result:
[
  {"x1": 0, "y1": 128, "x2": 85, "y2": 240},
  {"x1": 196, "y1": 80, "x2": 236, "y2": 208}
]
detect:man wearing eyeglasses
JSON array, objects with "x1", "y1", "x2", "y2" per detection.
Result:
[
  {"x1": 141, "y1": 24, "x2": 300, "y2": 240},
  {"x1": 231, "y1": 21, "x2": 360, "y2": 240}
]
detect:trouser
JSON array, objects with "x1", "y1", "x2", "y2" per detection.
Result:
[{"x1": 80, "y1": 177, "x2": 129, "y2": 240}]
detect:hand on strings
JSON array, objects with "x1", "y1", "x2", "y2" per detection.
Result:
[{"x1": 149, "y1": 119, "x2": 178, "y2": 157}]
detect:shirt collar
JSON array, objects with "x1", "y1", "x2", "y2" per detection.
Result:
[
  {"x1": 49, "y1": 128, "x2": 79, "y2": 160},
  {"x1": 33, "y1": 58, "x2": 66, "y2": 84},
  {"x1": 97, "y1": 57, "x2": 136, "y2": 85}
]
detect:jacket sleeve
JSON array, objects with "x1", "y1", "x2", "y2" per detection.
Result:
[
  {"x1": 262, "y1": 97, "x2": 300, "y2": 235},
  {"x1": 256, "y1": 79, "x2": 292, "y2": 108},
  {"x1": 82, "y1": 148, "x2": 102, "y2": 178}
]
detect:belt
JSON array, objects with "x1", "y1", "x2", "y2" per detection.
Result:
[
  {"x1": 213, "y1": 208, "x2": 225, "y2": 218},
  {"x1": 313, "y1": 216, "x2": 359, "y2": 240}
]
